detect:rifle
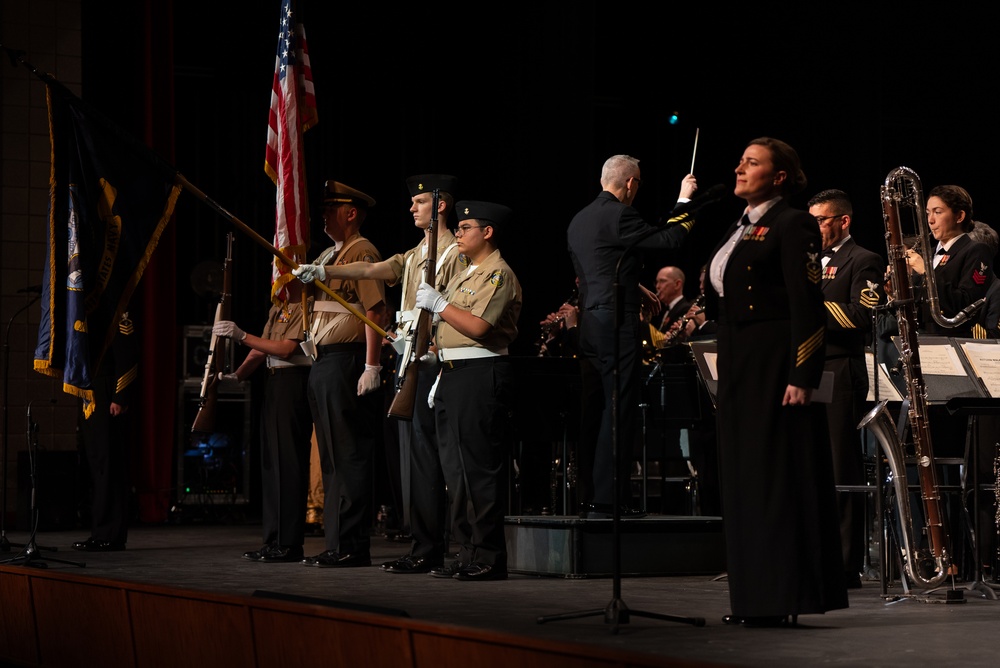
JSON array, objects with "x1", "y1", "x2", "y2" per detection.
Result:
[
  {"x1": 387, "y1": 189, "x2": 440, "y2": 420},
  {"x1": 192, "y1": 232, "x2": 233, "y2": 433}
]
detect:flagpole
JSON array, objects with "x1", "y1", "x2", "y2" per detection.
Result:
[
  {"x1": 175, "y1": 173, "x2": 389, "y2": 339},
  {"x1": 5, "y1": 46, "x2": 387, "y2": 339}
]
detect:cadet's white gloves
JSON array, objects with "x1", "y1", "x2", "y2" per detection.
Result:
[
  {"x1": 292, "y1": 264, "x2": 326, "y2": 284},
  {"x1": 213, "y1": 320, "x2": 246, "y2": 342},
  {"x1": 416, "y1": 282, "x2": 448, "y2": 314},
  {"x1": 357, "y1": 364, "x2": 381, "y2": 396}
]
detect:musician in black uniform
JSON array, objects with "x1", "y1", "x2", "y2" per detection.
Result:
[
  {"x1": 415, "y1": 200, "x2": 521, "y2": 581},
  {"x1": 905, "y1": 185, "x2": 993, "y2": 339},
  {"x1": 807, "y1": 188, "x2": 884, "y2": 588},
  {"x1": 653, "y1": 266, "x2": 692, "y2": 333},
  {"x1": 971, "y1": 221, "x2": 1000, "y2": 339},
  {"x1": 706, "y1": 137, "x2": 847, "y2": 627},
  {"x1": 319, "y1": 174, "x2": 465, "y2": 574},
  {"x1": 567, "y1": 155, "x2": 698, "y2": 518},
  {"x1": 292, "y1": 180, "x2": 388, "y2": 567},
  {"x1": 214, "y1": 280, "x2": 313, "y2": 563},
  {"x1": 73, "y1": 313, "x2": 139, "y2": 552},
  {"x1": 968, "y1": 220, "x2": 1000, "y2": 579}
]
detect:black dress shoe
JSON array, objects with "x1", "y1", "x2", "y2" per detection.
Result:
[
  {"x1": 382, "y1": 555, "x2": 441, "y2": 574},
  {"x1": 303, "y1": 550, "x2": 371, "y2": 567},
  {"x1": 259, "y1": 544, "x2": 304, "y2": 563},
  {"x1": 453, "y1": 562, "x2": 508, "y2": 581},
  {"x1": 72, "y1": 537, "x2": 125, "y2": 552},
  {"x1": 428, "y1": 561, "x2": 468, "y2": 578},
  {"x1": 242, "y1": 543, "x2": 273, "y2": 561}
]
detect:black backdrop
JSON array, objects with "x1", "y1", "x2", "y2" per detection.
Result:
[{"x1": 81, "y1": 2, "x2": 1000, "y2": 356}]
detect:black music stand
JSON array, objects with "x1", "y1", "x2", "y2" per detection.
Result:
[
  {"x1": 537, "y1": 222, "x2": 706, "y2": 633},
  {"x1": 509, "y1": 356, "x2": 581, "y2": 516},
  {"x1": 641, "y1": 350, "x2": 702, "y2": 513},
  {"x1": 944, "y1": 396, "x2": 1000, "y2": 600},
  {"x1": 872, "y1": 336, "x2": 996, "y2": 602}
]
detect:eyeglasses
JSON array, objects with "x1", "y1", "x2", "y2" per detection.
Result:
[
  {"x1": 629, "y1": 176, "x2": 642, "y2": 185},
  {"x1": 455, "y1": 224, "x2": 485, "y2": 237},
  {"x1": 814, "y1": 214, "x2": 844, "y2": 224}
]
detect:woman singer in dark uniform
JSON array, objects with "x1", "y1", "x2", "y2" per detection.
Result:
[{"x1": 704, "y1": 137, "x2": 848, "y2": 627}]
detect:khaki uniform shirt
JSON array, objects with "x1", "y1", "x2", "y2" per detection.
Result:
[
  {"x1": 384, "y1": 228, "x2": 461, "y2": 313},
  {"x1": 435, "y1": 248, "x2": 521, "y2": 352},
  {"x1": 312, "y1": 233, "x2": 385, "y2": 345}
]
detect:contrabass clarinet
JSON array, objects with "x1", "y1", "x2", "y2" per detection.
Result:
[{"x1": 859, "y1": 166, "x2": 981, "y2": 588}]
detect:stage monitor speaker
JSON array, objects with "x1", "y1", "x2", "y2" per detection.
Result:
[
  {"x1": 175, "y1": 380, "x2": 252, "y2": 508},
  {"x1": 182, "y1": 325, "x2": 236, "y2": 380}
]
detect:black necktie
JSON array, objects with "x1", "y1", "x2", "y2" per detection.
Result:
[
  {"x1": 936, "y1": 246, "x2": 946, "y2": 255},
  {"x1": 740, "y1": 213, "x2": 751, "y2": 227},
  {"x1": 822, "y1": 248, "x2": 835, "y2": 258}
]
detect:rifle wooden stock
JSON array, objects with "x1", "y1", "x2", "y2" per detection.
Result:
[
  {"x1": 387, "y1": 309, "x2": 431, "y2": 420},
  {"x1": 387, "y1": 189, "x2": 440, "y2": 420},
  {"x1": 192, "y1": 233, "x2": 233, "y2": 433}
]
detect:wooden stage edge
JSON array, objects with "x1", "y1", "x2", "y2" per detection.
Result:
[{"x1": 0, "y1": 564, "x2": 698, "y2": 668}]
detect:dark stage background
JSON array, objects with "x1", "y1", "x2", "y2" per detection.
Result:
[{"x1": 81, "y1": 2, "x2": 1000, "y2": 351}]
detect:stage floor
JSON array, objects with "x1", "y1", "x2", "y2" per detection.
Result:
[{"x1": 2, "y1": 520, "x2": 998, "y2": 667}]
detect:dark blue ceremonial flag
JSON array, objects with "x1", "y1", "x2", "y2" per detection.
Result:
[{"x1": 34, "y1": 81, "x2": 182, "y2": 417}]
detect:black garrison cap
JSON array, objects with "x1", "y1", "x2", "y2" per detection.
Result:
[{"x1": 406, "y1": 174, "x2": 458, "y2": 197}]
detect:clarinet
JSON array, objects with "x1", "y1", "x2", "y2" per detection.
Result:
[{"x1": 536, "y1": 287, "x2": 579, "y2": 356}]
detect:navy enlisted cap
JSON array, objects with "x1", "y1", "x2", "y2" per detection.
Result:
[
  {"x1": 323, "y1": 180, "x2": 376, "y2": 208},
  {"x1": 406, "y1": 174, "x2": 458, "y2": 197},
  {"x1": 455, "y1": 200, "x2": 513, "y2": 227}
]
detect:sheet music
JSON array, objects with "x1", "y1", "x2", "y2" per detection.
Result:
[
  {"x1": 703, "y1": 352, "x2": 718, "y2": 380},
  {"x1": 865, "y1": 352, "x2": 904, "y2": 401},
  {"x1": 918, "y1": 344, "x2": 966, "y2": 376},
  {"x1": 960, "y1": 342, "x2": 1000, "y2": 397}
]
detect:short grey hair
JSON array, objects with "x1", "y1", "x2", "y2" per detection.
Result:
[{"x1": 600, "y1": 154, "x2": 639, "y2": 190}]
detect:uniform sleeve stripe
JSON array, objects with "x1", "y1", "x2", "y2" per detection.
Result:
[
  {"x1": 824, "y1": 302, "x2": 856, "y2": 329},
  {"x1": 796, "y1": 327, "x2": 824, "y2": 367},
  {"x1": 116, "y1": 364, "x2": 138, "y2": 394}
]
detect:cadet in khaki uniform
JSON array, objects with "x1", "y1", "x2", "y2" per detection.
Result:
[
  {"x1": 293, "y1": 180, "x2": 388, "y2": 567},
  {"x1": 320, "y1": 174, "x2": 466, "y2": 574},
  {"x1": 213, "y1": 280, "x2": 313, "y2": 563},
  {"x1": 415, "y1": 200, "x2": 522, "y2": 581}
]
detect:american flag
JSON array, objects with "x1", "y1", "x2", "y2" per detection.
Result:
[{"x1": 264, "y1": 0, "x2": 317, "y2": 304}]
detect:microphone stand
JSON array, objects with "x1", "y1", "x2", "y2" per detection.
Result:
[
  {"x1": 538, "y1": 211, "x2": 709, "y2": 633},
  {"x1": 2, "y1": 292, "x2": 41, "y2": 553},
  {"x1": 0, "y1": 402, "x2": 85, "y2": 568}
]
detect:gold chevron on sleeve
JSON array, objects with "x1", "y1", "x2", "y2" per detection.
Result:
[
  {"x1": 824, "y1": 301, "x2": 856, "y2": 329},
  {"x1": 972, "y1": 323, "x2": 987, "y2": 340},
  {"x1": 666, "y1": 211, "x2": 695, "y2": 231},
  {"x1": 796, "y1": 327, "x2": 824, "y2": 367},
  {"x1": 116, "y1": 364, "x2": 138, "y2": 394}
]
